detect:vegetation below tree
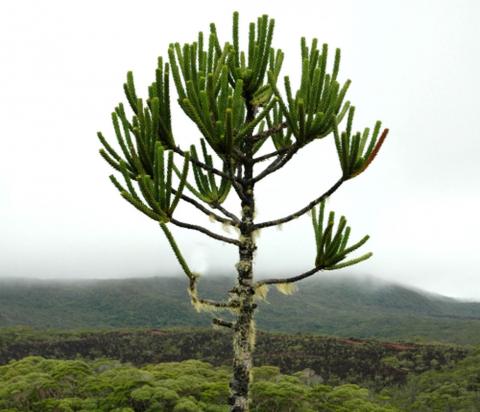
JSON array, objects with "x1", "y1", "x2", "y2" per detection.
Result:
[
  {"x1": 1, "y1": 276, "x2": 480, "y2": 344},
  {"x1": 0, "y1": 356, "x2": 395, "y2": 411},
  {"x1": 382, "y1": 347, "x2": 480, "y2": 411},
  {"x1": 2, "y1": 276, "x2": 479, "y2": 410},
  {"x1": 1, "y1": 350, "x2": 480, "y2": 411},
  {"x1": 0, "y1": 327, "x2": 470, "y2": 391}
]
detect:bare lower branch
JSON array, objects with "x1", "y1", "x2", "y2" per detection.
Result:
[
  {"x1": 187, "y1": 274, "x2": 238, "y2": 310},
  {"x1": 254, "y1": 177, "x2": 344, "y2": 230},
  {"x1": 170, "y1": 218, "x2": 240, "y2": 245},
  {"x1": 257, "y1": 264, "x2": 326, "y2": 286},
  {"x1": 213, "y1": 318, "x2": 234, "y2": 328},
  {"x1": 188, "y1": 280, "x2": 239, "y2": 315},
  {"x1": 160, "y1": 224, "x2": 238, "y2": 310},
  {"x1": 198, "y1": 298, "x2": 236, "y2": 308}
]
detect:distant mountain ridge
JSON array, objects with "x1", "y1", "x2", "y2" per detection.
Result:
[{"x1": 1, "y1": 275, "x2": 480, "y2": 344}]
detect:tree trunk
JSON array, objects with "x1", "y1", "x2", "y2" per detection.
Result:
[
  {"x1": 230, "y1": 107, "x2": 256, "y2": 412},
  {"x1": 230, "y1": 279, "x2": 255, "y2": 411},
  {"x1": 230, "y1": 200, "x2": 256, "y2": 411}
]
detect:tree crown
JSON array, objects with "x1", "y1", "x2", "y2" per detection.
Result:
[{"x1": 97, "y1": 11, "x2": 388, "y2": 302}]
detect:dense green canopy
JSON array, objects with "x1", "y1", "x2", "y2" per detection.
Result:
[
  {"x1": 0, "y1": 356, "x2": 395, "y2": 411},
  {"x1": 2, "y1": 351, "x2": 480, "y2": 411}
]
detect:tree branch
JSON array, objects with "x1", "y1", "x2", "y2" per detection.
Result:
[
  {"x1": 175, "y1": 146, "x2": 248, "y2": 204},
  {"x1": 254, "y1": 177, "x2": 344, "y2": 230},
  {"x1": 256, "y1": 264, "x2": 326, "y2": 286},
  {"x1": 177, "y1": 191, "x2": 240, "y2": 226},
  {"x1": 213, "y1": 318, "x2": 234, "y2": 328},
  {"x1": 160, "y1": 224, "x2": 238, "y2": 309},
  {"x1": 251, "y1": 142, "x2": 301, "y2": 183},
  {"x1": 253, "y1": 146, "x2": 289, "y2": 164},
  {"x1": 226, "y1": 156, "x2": 248, "y2": 203},
  {"x1": 198, "y1": 298, "x2": 236, "y2": 309},
  {"x1": 215, "y1": 203, "x2": 241, "y2": 224},
  {"x1": 233, "y1": 147, "x2": 248, "y2": 163},
  {"x1": 250, "y1": 121, "x2": 288, "y2": 142},
  {"x1": 236, "y1": 162, "x2": 243, "y2": 180},
  {"x1": 170, "y1": 217, "x2": 240, "y2": 245},
  {"x1": 173, "y1": 146, "x2": 241, "y2": 182}
]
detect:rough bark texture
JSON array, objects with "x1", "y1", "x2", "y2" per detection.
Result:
[{"x1": 229, "y1": 107, "x2": 257, "y2": 412}]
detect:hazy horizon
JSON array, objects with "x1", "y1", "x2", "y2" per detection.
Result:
[{"x1": 1, "y1": 1, "x2": 480, "y2": 299}]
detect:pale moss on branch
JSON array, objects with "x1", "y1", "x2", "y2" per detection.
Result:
[{"x1": 275, "y1": 283, "x2": 298, "y2": 295}]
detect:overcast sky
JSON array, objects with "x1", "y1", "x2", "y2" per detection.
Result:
[{"x1": 1, "y1": 0, "x2": 479, "y2": 299}]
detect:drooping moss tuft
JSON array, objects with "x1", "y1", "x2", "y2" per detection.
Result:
[
  {"x1": 221, "y1": 221, "x2": 232, "y2": 233},
  {"x1": 275, "y1": 283, "x2": 298, "y2": 295},
  {"x1": 254, "y1": 284, "x2": 269, "y2": 301}
]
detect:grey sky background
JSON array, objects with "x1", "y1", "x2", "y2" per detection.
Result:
[{"x1": 1, "y1": 0, "x2": 479, "y2": 298}]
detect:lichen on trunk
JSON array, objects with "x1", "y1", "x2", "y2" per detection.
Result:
[
  {"x1": 230, "y1": 232, "x2": 256, "y2": 410},
  {"x1": 230, "y1": 110, "x2": 257, "y2": 411},
  {"x1": 230, "y1": 288, "x2": 255, "y2": 411}
]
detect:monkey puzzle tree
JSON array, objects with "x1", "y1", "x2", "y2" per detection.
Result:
[{"x1": 98, "y1": 12, "x2": 388, "y2": 412}]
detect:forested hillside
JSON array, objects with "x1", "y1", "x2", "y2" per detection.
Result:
[{"x1": 1, "y1": 276, "x2": 480, "y2": 344}]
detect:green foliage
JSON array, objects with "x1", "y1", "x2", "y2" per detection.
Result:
[
  {"x1": 1, "y1": 336, "x2": 478, "y2": 411},
  {"x1": 307, "y1": 384, "x2": 398, "y2": 412},
  {"x1": 251, "y1": 375, "x2": 310, "y2": 411},
  {"x1": 167, "y1": 14, "x2": 282, "y2": 155},
  {"x1": 311, "y1": 201, "x2": 371, "y2": 270},
  {"x1": 101, "y1": 57, "x2": 174, "y2": 164},
  {"x1": 97, "y1": 11, "x2": 388, "y2": 263},
  {"x1": 108, "y1": 142, "x2": 190, "y2": 223},
  {"x1": 268, "y1": 38, "x2": 350, "y2": 145},
  {"x1": 0, "y1": 357, "x2": 400, "y2": 412},
  {"x1": 178, "y1": 140, "x2": 232, "y2": 205},
  {"x1": 333, "y1": 107, "x2": 388, "y2": 180},
  {"x1": 98, "y1": 12, "x2": 290, "y2": 221},
  {"x1": 384, "y1": 348, "x2": 480, "y2": 411}
]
